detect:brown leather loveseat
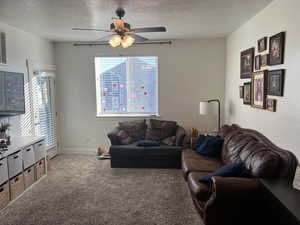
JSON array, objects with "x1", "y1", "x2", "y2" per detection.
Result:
[{"x1": 182, "y1": 124, "x2": 298, "y2": 225}]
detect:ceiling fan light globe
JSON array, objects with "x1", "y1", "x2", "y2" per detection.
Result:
[
  {"x1": 121, "y1": 35, "x2": 135, "y2": 48},
  {"x1": 108, "y1": 35, "x2": 121, "y2": 47}
]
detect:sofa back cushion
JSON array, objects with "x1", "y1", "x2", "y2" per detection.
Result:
[
  {"x1": 117, "y1": 120, "x2": 146, "y2": 144},
  {"x1": 222, "y1": 129, "x2": 281, "y2": 178},
  {"x1": 146, "y1": 119, "x2": 177, "y2": 141}
]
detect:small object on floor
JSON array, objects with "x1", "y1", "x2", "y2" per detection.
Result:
[
  {"x1": 98, "y1": 152, "x2": 110, "y2": 160},
  {"x1": 96, "y1": 147, "x2": 104, "y2": 156}
]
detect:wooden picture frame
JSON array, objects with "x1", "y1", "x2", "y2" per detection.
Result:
[
  {"x1": 240, "y1": 48, "x2": 255, "y2": 79},
  {"x1": 255, "y1": 55, "x2": 261, "y2": 71},
  {"x1": 243, "y1": 82, "x2": 252, "y2": 105},
  {"x1": 268, "y1": 69, "x2": 285, "y2": 96},
  {"x1": 239, "y1": 86, "x2": 244, "y2": 98},
  {"x1": 258, "y1": 37, "x2": 268, "y2": 52},
  {"x1": 269, "y1": 32, "x2": 285, "y2": 66},
  {"x1": 266, "y1": 98, "x2": 277, "y2": 112},
  {"x1": 251, "y1": 70, "x2": 268, "y2": 109},
  {"x1": 261, "y1": 54, "x2": 269, "y2": 67}
]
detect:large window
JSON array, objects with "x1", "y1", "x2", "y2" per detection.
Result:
[{"x1": 95, "y1": 56, "x2": 158, "y2": 117}]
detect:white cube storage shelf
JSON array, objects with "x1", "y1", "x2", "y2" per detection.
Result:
[{"x1": 0, "y1": 136, "x2": 46, "y2": 211}]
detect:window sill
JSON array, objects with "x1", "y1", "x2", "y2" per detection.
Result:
[{"x1": 96, "y1": 114, "x2": 160, "y2": 118}]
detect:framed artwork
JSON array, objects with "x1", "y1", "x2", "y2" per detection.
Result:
[
  {"x1": 240, "y1": 48, "x2": 255, "y2": 79},
  {"x1": 243, "y1": 82, "x2": 251, "y2": 105},
  {"x1": 255, "y1": 55, "x2": 261, "y2": 70},
  {"x1": 239, "y1": 86, "x2": 244, "y2": 98},
  {"x1": 251, "y1": 70, "x2": 268, "y2": 109},
  {"x1": 266, "y1": 98, "x2": 277, "y2": 112},
  {"x1": 261, "y1": 54, "x2": 269, "y2": 67},
  {"x1": 269, "y1": 32, "x2": 285, "y2": 66},
  {"x1": 268, "y1": 69, "x2": 285, "y2": 96},
  {"x1": 258, "y1": 37, "x2": 268, "y2": 52},
  {"x1": 0, "y1": 32, "x2": 6, "y2": 64}
]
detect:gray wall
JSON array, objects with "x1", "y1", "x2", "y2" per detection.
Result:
[
  {"x1": 54, "y1": 39, "x2": 226, "y2": 153},
  {"x1": 225, "y1": 0, "x2": 300, "y2": 159}
]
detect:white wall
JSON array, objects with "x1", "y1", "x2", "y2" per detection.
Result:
[
  {"x1": 0, "y1": 21, "x2": 54, "y2": 137},
  {"x1": 54, "y1": 39, "x2": 226, "y2": 153},
  {"x1": 225, "y1": 0, "x2": 300, "y2": 159}
]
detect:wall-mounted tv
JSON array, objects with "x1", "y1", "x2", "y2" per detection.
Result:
[{"x1": 0, "y1": 71, "x2": 25, "y2": 116}]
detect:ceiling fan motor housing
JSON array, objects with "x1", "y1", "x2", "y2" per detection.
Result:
[
  {"x1": 116, "y1": 7, "x2": 125, "y2": 18},
  {"x1": 110, "y1": 23, "x2": 131, "y2": 31}
]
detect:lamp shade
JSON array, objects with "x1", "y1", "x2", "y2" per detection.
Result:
[{"x1": 199, "y1": 101, "x2": 218, "y2": 115}]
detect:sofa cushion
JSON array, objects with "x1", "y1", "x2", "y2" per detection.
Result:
[
  {"x1": 187, "y1": 172, "x2": 212, "y2": 201},
  {"x1": 200, "y1": 162, "x2": 252, "y2": 183},
  {"x1": 136, "y1": 140, "x2": 160, "y2": 147},
  {"x1": 146, "y1": 119, "x2": 177, "y2": 141},
  {"x1": 118, "y1": 120, "x2": 146, "y2": 143},
  {"x1": 195, "y1": 135, "x2": 224, "y2": 158},
  {"x1": 161, "y1": 136, "x2": 176, "y2": 146},
  {"x1": 182, "y1": 149, "x2": 223, "y2": 180},
  {"x1": 239, "y1": 140, "x2": 281, "y2": 178},
  {"x1": 116, "y1": 130, "x2": 134, "y2": 145}
]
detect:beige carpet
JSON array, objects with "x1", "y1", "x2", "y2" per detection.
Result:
[{"x1": 0, "y1": 154, "x2": 203, "y2": 225}]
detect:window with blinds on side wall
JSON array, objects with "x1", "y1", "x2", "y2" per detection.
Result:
[
  {"x1": 95, "y1": 56, "x2": 159, "y2": 117},
  {"x1": 31, "y1": 72, "x2": 57, "y2": 149}
]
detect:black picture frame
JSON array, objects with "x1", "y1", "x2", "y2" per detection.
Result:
[
  {"x1": 240, "y1": 48, "x2": 255, "y2": 79},
  {"x1": 258, "y1": 37, "x2": 268, "y2": 52},
  {"x1": 255, "y1": 55, "x2": 261, "y2": 71},
  {"x1": 243, "y1": 82, "x2": 252, "y2": 105},
  {"x1": 269, "y1": 32, "x2": 285, "y2": 66},
  {"x1": 268, "y1": 69, "x2": 285, "y2": 96},
  {"x1": 261, "y1": 54, "x2": 269, "y2": 67},
  {"x1": 239, "y1": 86, "x2": 244, "y2": 98},
  {"x1": 266, "y1": 98, "x2": 277, "y2": 112},
  {"x1": 252, "y1": 70, "x2": 268, "y2": 109}
]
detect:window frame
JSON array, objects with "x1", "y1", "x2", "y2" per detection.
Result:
[{"x1": 94, "y1": 56, "x2": 159, "y2": 118}]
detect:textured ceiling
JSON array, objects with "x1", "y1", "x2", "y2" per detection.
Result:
[{"x1": 0, "y1": 0, "x2": 273, "y2": 42}]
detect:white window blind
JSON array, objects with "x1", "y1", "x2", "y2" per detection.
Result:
[
  {"x1": 32, "y1": 73, "x2": 57, "y2": 149},
  {"x1": 95, "y1": 56, "x2": 158, "y2": 117}
]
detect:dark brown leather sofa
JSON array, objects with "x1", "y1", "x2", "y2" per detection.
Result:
[{"x1": 182, "y1": 124, "x2": 298, "y2": 225}]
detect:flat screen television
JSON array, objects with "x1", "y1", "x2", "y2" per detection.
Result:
[{"x1": 0, "y1": 71, "x2": 25, "y2": 116}]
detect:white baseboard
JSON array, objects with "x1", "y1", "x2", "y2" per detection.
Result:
[{"x1": 61, "y1": 147, "x2": 96, "y2": 155}]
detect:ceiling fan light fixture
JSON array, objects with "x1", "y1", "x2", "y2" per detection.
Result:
[
  {"x1": 121, "y1": 35, "x2": 135, "y2": 48},
  {"x1": 108, "y1": 35, "x2": 121, "y2": 47}
]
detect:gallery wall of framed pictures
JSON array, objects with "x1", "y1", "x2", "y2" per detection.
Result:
[{"x1": 239, "y1": 31, "x2": 286, "y2": 113}]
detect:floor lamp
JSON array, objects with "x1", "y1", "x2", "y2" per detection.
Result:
[{"x1": 199, "y1": 99, "x2": 221, "y2": 132}]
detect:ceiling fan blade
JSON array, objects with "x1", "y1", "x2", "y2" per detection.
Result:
[
  {"x1": 131, "y1": 27, "x2": 166, "y2": 33},
  {"x1": 130, "y1": 34, "x2": 148, "y2": 42},
  {"x1": 72, "y1": 28, "x2": 111, "y2": 32},
  {"x1": 99, "y1": 34, "x2": 114, "y2": 42}
]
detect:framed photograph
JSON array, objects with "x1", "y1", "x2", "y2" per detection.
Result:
[
  {"x1": 261, "y1": 54, "x2": 269, "y2": 67},
  {"x1": 269, "y1": 32, "x2": 285, "y2": 66},
  {"x1": 268, "y1": 69, "x2": 285, "y2": 96},
  {"x1": 251, "y1": 70, "x2": 268, "y2": 109},
  {"x1": 0, "y1": 32, "x2": 6, "y2": 64},
  {"x1": 258, "y1": 37, "x2": 268, "y2": 52},
  {"x1": 266, "y1": 98, "x2": 277, "y2": 112},
  {"x1": 255, "y1": 55, "x2": 261, "y2": 70},
  {"x1": 239, "y1": 86, "x2": 244, "y2": 98},
  {"x1": 243, "y1": 82, "x2": 251, "y2": 105},
  {"x1": 240, "y1": 48, "x2": 255, "y2": 79}
]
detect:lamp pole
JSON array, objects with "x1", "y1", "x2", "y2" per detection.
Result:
[{"x1": 207, "y1": 99, "x2": 221, "y2": 132}]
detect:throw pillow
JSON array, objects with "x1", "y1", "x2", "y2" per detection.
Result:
[
  {"x1": 193, "y1": 135, "x2": 207, "y2": 150},
  {"x1": 117, "y1": 130, "x2": 134, "y2": 145},
  {"x1": 119, "y1": 120, "x2": 146, "y2": 142},
  {"x1": 161, "y1": 136, "x2": 177, "y2": 146},
  {"x1": 200, "y1": 162, "x2": 252, "y2": 183},
  {"x1": 146, "y1": 119, "x2": 177, "y2": 141},
  {"x1": 136, "y1": 140, "x2": 160, "y2": 147},
  {"x1": 195, "y1": 135, "x2": 224, "y2": 158}
]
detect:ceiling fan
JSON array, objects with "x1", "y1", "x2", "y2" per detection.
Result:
[{"x1": 72, "y1": 7, "x2": 167, "y2": 48}]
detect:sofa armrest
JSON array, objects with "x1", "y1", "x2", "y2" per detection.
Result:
[
  {"x1": 203, "y1": 176, "x2": 262, "y2": 225},
  {"x1": 175, "y1": 126, "x2": 186, "y2": 146},
  {"x1": 107, "y1": 126, "x2": 121, "y2": 145}
]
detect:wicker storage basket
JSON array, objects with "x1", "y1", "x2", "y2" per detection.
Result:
[
  {"x1": 36, "y1": 159, "x2": 45, "y2": 180},
  {"x1": 9, "y1": 173, "x2": 24, "y2": 201},
  {"x1": 0, "y1": 182, "x2": 10, "y2": 210},
  {"x1": 24, "y1": 166, "x2": 35, "y2": 189}
]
